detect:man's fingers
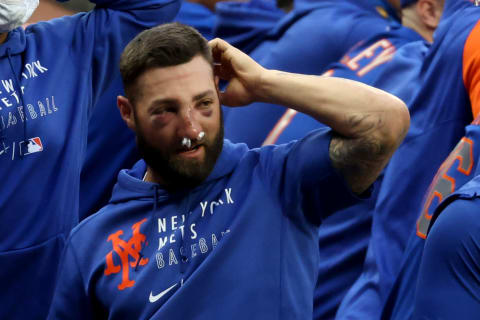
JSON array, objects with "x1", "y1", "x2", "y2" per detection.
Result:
[
  {"x1": 209, "y1": 38, "x2": 229, "y2": 63},
  {"x1": 209, "y1": 38, "x2": 229, "y2": 53}
]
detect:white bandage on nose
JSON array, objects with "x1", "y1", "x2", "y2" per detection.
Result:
[
  {"x1": 181, "y1": 131, "x2": 205, "y2": 149},
  {"x1": 0, "y1": 0, "x2": 39, "y2": 33},
  {"x1": 181, "y1": 137, "x2": 192, "y2": 149}
]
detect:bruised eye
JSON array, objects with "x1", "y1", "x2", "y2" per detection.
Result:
[{"x1": 198, "y1": 99, "x2": 213, "y2": 109}]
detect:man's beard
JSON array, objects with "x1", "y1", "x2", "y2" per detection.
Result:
[{"x1": 136, "y1": 120, "x2": 224, "y2": 191}]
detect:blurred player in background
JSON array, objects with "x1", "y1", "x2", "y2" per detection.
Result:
[{"x1": 381, "y1": 1, "x2": 480, "y2": 318}]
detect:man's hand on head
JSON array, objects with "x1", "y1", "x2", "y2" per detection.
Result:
[{"x1": 209, "y1": 38, "x2": 266, "y2": 107}]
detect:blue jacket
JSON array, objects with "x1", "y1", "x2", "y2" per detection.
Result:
[
  {"x1": 0, "y1": 1, "x2": 180, "y2": 319},
  {"x1": 48, "y1": 131, "x2": 362, "y2": 319}
]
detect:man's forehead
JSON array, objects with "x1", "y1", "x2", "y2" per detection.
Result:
[
  {"x1": 137, "y1": 65, "x2": 216, "y2": 104},
  {"x1": 140, "y1": 56, "x2": 213, "y2": 85}
]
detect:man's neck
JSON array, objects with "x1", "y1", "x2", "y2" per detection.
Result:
[
  {"x1": 144, "y1": 167, "x2": 165, "y2": 185},
  {"x1": 0, "y1": 33, "x2": 8, "y2": 44},
  {"x1": 402, "y1": 7, "x2": 433, "y2": 42}
]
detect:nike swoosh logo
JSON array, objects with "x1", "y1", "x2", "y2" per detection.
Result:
[{"x1": 149, "y1": 283, "x2": 178, "y2": 303}]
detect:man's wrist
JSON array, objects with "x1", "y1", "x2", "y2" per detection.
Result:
[{"x1": 253, "y1": 68, "x2": 277, "y2": 104}]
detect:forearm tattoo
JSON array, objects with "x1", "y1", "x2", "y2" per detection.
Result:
[{"x1": 329, "y1": 113, "x2": 392, "y2": 194}]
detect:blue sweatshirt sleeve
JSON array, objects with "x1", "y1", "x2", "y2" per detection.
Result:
[
  {"x1": 413, "y1": 197, "x2": 480, "y2": 319},
  {"x1": 29, "y1": 0, "x2": 180, "y2": 115},
  {"x1": 47, "y1": 239, "x2": 94, "y2": 320},
  {"x1": 262, "y1": 128, "x2": 363, "y2": 226}
]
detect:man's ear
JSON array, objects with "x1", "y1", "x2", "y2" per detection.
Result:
[
  {"x1": 417, "y1": 0, "x2": 442, "y2": 30},
  {"x1": 117, "y1": 95, "x2": 136, "y2": 131}
]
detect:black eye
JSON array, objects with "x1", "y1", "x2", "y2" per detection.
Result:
[{"x1": 199, "y1": 100, "x2": 212, "y2": 108}]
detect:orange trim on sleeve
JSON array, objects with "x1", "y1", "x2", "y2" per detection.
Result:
[{"x1": 463, "y1": 19, "x2": 480, "y2": 118}]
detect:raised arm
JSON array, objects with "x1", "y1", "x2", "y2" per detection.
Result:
[{"x1": 210, "y1": 38, "x2": 410, "y2": 194}]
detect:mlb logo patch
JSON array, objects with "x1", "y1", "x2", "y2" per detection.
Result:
[{"x1": 19, "y1": 137, "x2": 43, "y2": 156}]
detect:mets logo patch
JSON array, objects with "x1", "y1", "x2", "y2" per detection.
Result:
[{"x1": 104, "y1": 218, "x2": 150, "y2": 290}]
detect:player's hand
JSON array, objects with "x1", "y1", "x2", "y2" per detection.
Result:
[{"x1": 209, "y1": 38, "x2": 265, "y2": 107}]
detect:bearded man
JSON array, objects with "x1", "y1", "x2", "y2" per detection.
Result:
[{"x1": 47, "y1": 22, "x2": 409, "y2": 319}]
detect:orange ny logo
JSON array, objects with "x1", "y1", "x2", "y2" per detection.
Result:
[{"x1": 104, "y1": 218, "x2": 149, "y2": 290}]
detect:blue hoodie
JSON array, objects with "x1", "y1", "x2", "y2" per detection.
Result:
[
  {"x1": 0, "y1": 1, "x2": 180, "y2": 319},
  {"x1": 79, "y1": 0, "x2": 215, "y2": 221},
  {"x1": 48, "y1": 130, "x2": 363, "y2": 319}
]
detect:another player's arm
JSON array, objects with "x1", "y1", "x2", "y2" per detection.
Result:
[{"x1": 210, "y1": 38, "x2": 410, "y2": 194}]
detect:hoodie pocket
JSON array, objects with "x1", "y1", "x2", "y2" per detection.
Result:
[{"x1": 0, "y1": 234, "x2": 65, "y2": 320}]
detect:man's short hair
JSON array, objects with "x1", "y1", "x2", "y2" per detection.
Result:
[{"x1": 120, "y1": 22, "x2": 213, "y2": 104}]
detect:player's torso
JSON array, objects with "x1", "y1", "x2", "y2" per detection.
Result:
[{"x1": 80, "y1": 158, "x2": 319, "y2": 319}]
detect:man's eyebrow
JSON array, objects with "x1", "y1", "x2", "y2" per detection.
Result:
[
  {"x1": 193, "y1": 90, "x2": 215, "y2": 101},
  {"x1": 147, "y1": 98, "x2": 177, "y2": 112}
]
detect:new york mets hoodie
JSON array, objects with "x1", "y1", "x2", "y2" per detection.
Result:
[{"x1": 48, "y1": 129, "x2": 362, "y2": 319}]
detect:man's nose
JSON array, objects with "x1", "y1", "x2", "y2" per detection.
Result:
[{"x1": 178, "y1": 106, "x2": 202, "y2": 139}]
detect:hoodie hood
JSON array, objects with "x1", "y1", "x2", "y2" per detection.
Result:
[
  {"x1": 0, "y1": 27, "x2": 26, "y2": 57},
  {"x1": 213, "y1": 0, "x2": 285, "y2": 53},
  {"x1": 109, "y1": 139, "x2": 249, "y2": 204}
]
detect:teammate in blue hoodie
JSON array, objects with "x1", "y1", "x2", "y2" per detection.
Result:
[
  {"x1": 381, "y1": 1, "x2": 480, "y2": 318},
  {"x1": 47, "y1": 22, "x2": 409, "y2": 319},
  {"x1": 0, "y1": 0, "x2": 180, "y2": 319}
]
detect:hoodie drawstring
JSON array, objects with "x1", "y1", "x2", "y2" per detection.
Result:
[{"x1": 135, "y1": 184, "x2": 159, "y2": 271}]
